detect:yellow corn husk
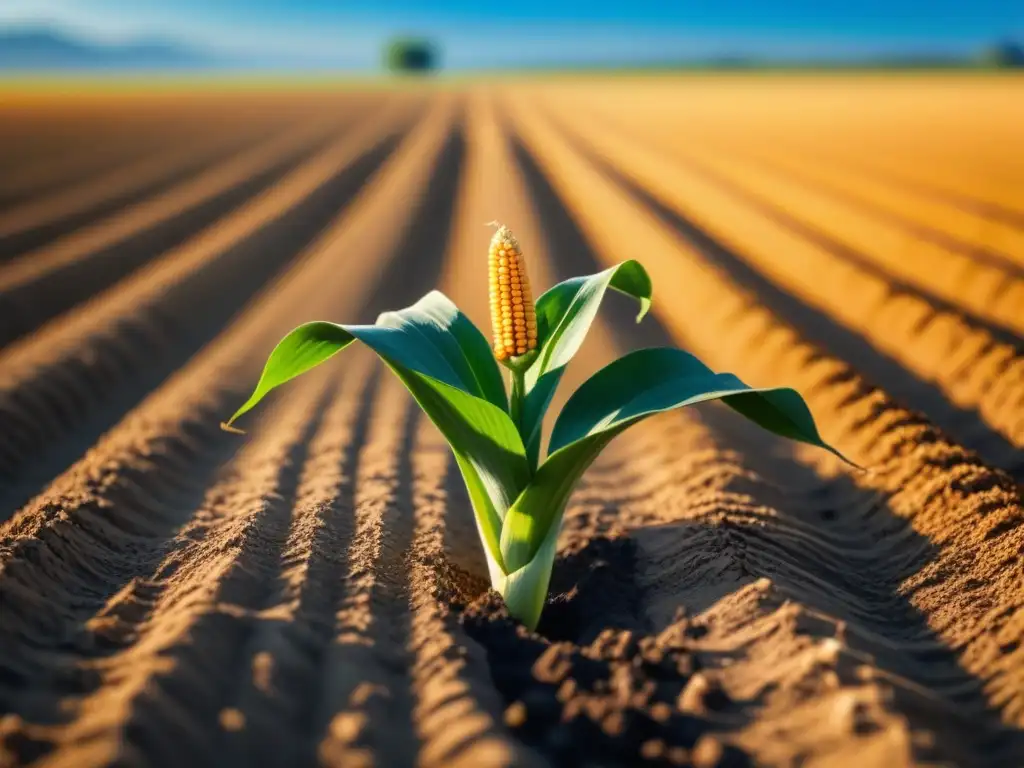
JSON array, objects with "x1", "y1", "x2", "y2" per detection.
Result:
[{"x1": 487, "y1": 224, "x2": 537, "y2": 361}]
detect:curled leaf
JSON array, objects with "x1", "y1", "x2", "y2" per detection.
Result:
[{"x1": 520, "y1": 260, "x2": 652, "y2": 466}]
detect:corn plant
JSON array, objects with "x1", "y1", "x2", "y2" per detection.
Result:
[{"x1": 223, "y1": 224, "x2": 847, "y2": 629}]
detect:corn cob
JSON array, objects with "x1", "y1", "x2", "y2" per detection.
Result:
[{"x1": 488, "y1": 224, "x2": 537, "y2": 361}]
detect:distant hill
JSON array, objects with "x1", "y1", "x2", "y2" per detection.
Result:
[{"x1": 0, "y1": 27, "x2": 214, "y2": 70}]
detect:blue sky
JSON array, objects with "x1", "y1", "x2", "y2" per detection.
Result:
[{"x1": 1, "y1": 0, "x2": 1020, "y2": 68}]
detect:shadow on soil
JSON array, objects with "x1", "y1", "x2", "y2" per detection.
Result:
[
  {"x1": 429, "y1": 133, "x2": 1024, "y2": 767},
  {"x1": 0, "y1": 126, "x2": 282, "y2": 265},
  {"x1": 566, "y1": 120, "x2": 1024, "y2": 480},
  {"x1": 0, "y1": 113, "x2": 467, "y2": 766},
  {"x1": 0, "y1": 133, "x2": 327, "y2": 348}
]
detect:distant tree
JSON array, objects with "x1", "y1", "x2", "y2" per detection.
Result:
[
  {"x1": 384, "y1": 38, "x2": 438, "y2": 73},
  {"x1": 978, "y1": 40, "x2": 1024, "y2": 68}
]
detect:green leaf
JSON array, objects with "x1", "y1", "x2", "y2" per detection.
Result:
[
  {"x1": 520, "y1": 260, "x2": 652, "y2": 467},
  {"x1": 223, "y1": 291, "x2": 527, "y2": 573},
  {"x1": 499, "y1": 346, "x2": 850, "y2": 617},
  {"x1": 388, "y1": 363, "x2": 526, "y2": 579},
  {"x1": 549, "y1": 347, "x2": 847, "y2": 458},
  {"x1": 376, "y1": 290, "x2": 508, "y2": 411}
]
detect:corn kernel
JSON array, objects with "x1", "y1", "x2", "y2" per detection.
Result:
[{"x1": 488, "y1": 224, "x2": 538, "y2": 359}]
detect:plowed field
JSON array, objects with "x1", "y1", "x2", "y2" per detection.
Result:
[{"x1": 0, "y1": 76, "x2": 1022, "y2": 767}]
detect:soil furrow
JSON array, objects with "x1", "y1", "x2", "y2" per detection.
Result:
[
  {"x1": 144, "y1": 104, "x2": 468, "y2": 749},
  {"x1": 497, "y1": 110, "x2": 1024, "y2": 765},
  {"x1": 0, "y1": 126, "x2": 242, "y2": 211},
  {"x1": 311, "y1": 378, "x2": 422, "y2": 768},
  {"x1": 787, "y1": 149, "x2": 1024, "y2": 229},
  {"x1": 409, "y1": 422, "x2": 548, "y2": 768},
  {"x1": 0, "y1": 120, "x2": 342, "y2": 347},
  {"x1": 680, "y1": 126, "x2": 1024, "y2": 236},
  {"x1": 0, "y1": 112, "x2": 345, "y2": 293},
  {"x1": 515, "y1": 124, "x2": 1011, "y2": 757},
  {"x1": 635, "y1": 140, "x2": 1024, "y2": 339},
  {"x1": 589, "y1": 156, "x2": 1024, "y2": 476},
  {"x1": 0, "y1": 96, "x2": 462, "y2": 766},
  {"x1": 0, "y1": 373, "x2": 333, "y2": 767},
  {"x1": 0, "y1": 140, "x2": 175, "y2": 211},
  {"x1": 446, "y1": 92, "x2": 750, "y2": 767},
  {"x1": 0, "y1": 121, "x2": 283, "y2": 261},
  {"x1": 540, "y1": 77, "x2": 1024, "y2": 252},
  {"x1": 213, "y1": 100, "x2": 469, "y2": 767},
  {"x1": 0, "y1": 93, "x2": 339, "y2": 203},
  {"x1": 647, "y1": 137, "x2": 1024, "y2": 280},
  {"x1": 304, "y1": 103, "x2": 467, "y2": 768},
  {"x1": 505, "y1": 94, "x2": 1024, "y2": 748},
  {"x1": 211, "y1": 361, "x2": 378, "y2": 767},
  {"x1": 535, "y1": 98, "x2": 1024, "y2": 474},
  {"x1": 528, "y1": 77, "x2": 1022, "y2": 192},
  {"x1": 0, "y1": 94, "x2": 451, "y2": 567},
  {"x1": 0, "y1": 100, "x2": 418, "y2": 515},
  {"x1": 1, "y1": 81, "x2": 1021, "y2": 768},
  {"x1": 401, "y1": 91, "x2": 562, "y2": 768}
]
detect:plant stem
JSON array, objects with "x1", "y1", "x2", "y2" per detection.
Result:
[{"x1": 510, "y1": 366, "x2": 526, "y2": 436}]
